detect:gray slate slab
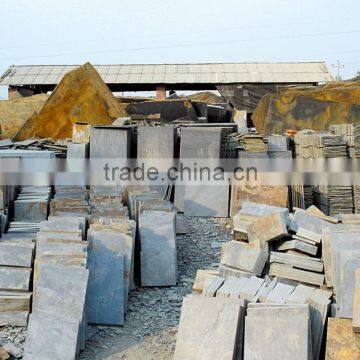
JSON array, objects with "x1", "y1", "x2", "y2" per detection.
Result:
[
  {"x1": 0, "y1": 267, "x2": 31, "y2": 291},
  {"x1": 0, "y1": 243, "x2": 33, "y2": 267},
  {"x1": 23, "y1": 311, "x2": 80, "y2": 360},
  {"x1": 139, "y1": 211, "x2": 177, "y2": 287}
]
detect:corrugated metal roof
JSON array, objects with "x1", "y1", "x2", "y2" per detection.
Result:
[{"x1": 0, "y1": 62, "x2": 333, "y2": 86}]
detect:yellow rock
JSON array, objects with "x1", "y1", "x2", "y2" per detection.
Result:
[
  {"x1": 0, "y1": 94, "x2": 48, "y2": 139},
  {"x1": 252, "y1": 81, "x2": 360, "y2": 136},
  {"x1": 15, "y1": 62, "x2": 128, "y2": 140},
  {"x1": 325, "y1": 318, "x2": 360, "y2": 359}
]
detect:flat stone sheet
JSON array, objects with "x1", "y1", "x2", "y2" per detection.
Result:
[
  {"x1": 244, "y1": 305, "x2": 311, "y2": 360},
  {"x1": 184, "y1": 185, "x2": 229, "y2": 217},
  {"x1": 87, "y1": 236, "x2": 125, "y2": 325},
  {"x1": 23, "y1": 311, "x2": 80, "y2": 360},
  {"x1": 174, "y1": 295, "x2": 245, "y2": 360},
  {"x1": 14, "y1": 200, "x2": 48, "y2": 221},
  {"x1": 0, "y1": 311, "x2": 29, "y2": 326},
  {"x1": 87, "y1": 227, "x2": 134, "y2": 310},
  {"x1": 0, "y1": 243, "x2": 33, "y2": 267},
  {"x1": 289, "y1": 209, "x2": 329, "y2": 234},
  {"x1": 221, "y1": 241, "x2": 268, "y2": 276},
  {"x1": 326, "y1": 318, "x2": 360, "y2": 359},
  {"x1": 0, "y1": 267, "x2": 31, "y2": 291},
  {"x1": 338, "y1": 251, "x2": 360, "y2": 318},
  {"x1": 139, "y1": 211, "x2": 177, "y2": 287}
]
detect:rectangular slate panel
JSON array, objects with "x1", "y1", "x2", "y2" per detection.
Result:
[
  {"x1": 174, "y1": 296, "x2": 245, "y2": 360},
  {"x1": 184, "y1": 185, "x2": 229, "y2": 217},
  {"x1": 90, "y1": 126, "x2": 131, "y2": 158},
  {"x1": 137, "y1": 126, "x2": 176, "y2": 158},
  {"x1": 14, "y1": 200, "x2": 48, "y2": 221},
  {"x1": 0, "y1": 267, "x2": 31, "y2": 291},
  {"x1": 0, "y1": 243, "x2": 33, "y2": 267},
  {"x1": 24, "y1": 311, "x2": 80, "y2": 360},
  {"x1": 87, "y1": 235, "x2": 125, "y2": 325},
  {"x1": 139, "y1": 210, "x2": 177, "y2": 286}
]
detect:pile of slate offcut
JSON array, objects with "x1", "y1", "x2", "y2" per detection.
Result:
[
  {"x1": 24, "y1": 215, "x2": 88, "y2": 359},
  {"x1": 175, "y1": 201, "x2": 360, "y2": 359}
]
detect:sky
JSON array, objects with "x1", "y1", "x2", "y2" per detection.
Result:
[{"x1": 1, "y1": 0, "x2": 360, "y2": 99}]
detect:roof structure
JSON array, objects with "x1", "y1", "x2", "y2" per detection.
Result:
[{"x1": 0, "y1": 62, "x2": 333, "y2": 87}]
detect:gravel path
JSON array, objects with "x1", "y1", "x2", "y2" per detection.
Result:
[{"x1": 0, "y1": 216, "x2": 232, "y2": 359}]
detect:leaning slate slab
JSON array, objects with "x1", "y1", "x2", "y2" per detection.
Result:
[
  {"x1": 87, "y1": 236, "x2": 125, "y2": 325},
  {"x1": 23, "y1": 311, "x2": 80, "y2": 360},
  {"x1": 139, "y1": 211, "x2": 177, "y2": 286},
  {"x1": 174, "y1": 295, "x2": 245, "y2": 360}
]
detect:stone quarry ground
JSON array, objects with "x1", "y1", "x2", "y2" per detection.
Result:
[{"x1": 0, "y1": 216, "x2": 232, "y2": 359}]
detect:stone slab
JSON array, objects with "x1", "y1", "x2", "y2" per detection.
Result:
[
  {"x1": 353, "y1": 268, "x2": 360, "y2": 332},
  {"x1": 192, "y1": 269, "x2": 219, "y2": 293},
  {"x1": 139, "y1": 211, "x2": 177, "y2": 287},
  {"x1": 0, "y1": 267, "x2": 31, "y2": 291},
  {"x1": 0, "y1": 243, "x2": 33, "y2": 267},
  {"x1": 0, "y1": 311, "x2": 29, "y2": 327},
  {"x1": 0, "y1": 291, "x2": 31, "y2": 312},
  {"x1": 184, "y1": 185, "x2": 229, "y2": 218},
  {"x1": 87, "y1": 242, "x2": 125, "y2": 325},
  {"x1": 244, "y1": 313, "x2": 310, "y2": 360},
  {"x1": 23, "y1": 311, "x2": 80, "y2": 360},
  {"x1": 14, "y1": 200, "x2": 48, "y2": 221},
  {"x1": 265, "y1": 282, "x2": 295, "y2": 303},
  {"x1": 278, "y1": 239, "x2": 318, "y2": 256},
  {"x1": 174, "y1": 296, "x2": 245, "y2": 360},
  {"x1": 325, "y1": 318, "x2": 360, "y2": 360},
  {"x1": 270, "y1": 251, "x2": 323, "y2": 273},
  {"x1": 220, "y1": 241, "x2": 268, "y2": 276},
  {"x1": 269, "y1": 263, "x2": 325, "y2": 287},
  {"x1": 247, "y1": 212, "x2": 288, "y2": 248}
]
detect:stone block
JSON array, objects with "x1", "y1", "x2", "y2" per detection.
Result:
[
  {"x1": 192, "y1": 269, "x2": 219, "y2": 293},
  {"x1": 278, "y1": 239, "x2": 318, "y2": 256},
  {"x1": 269, "y1": 263, "x2": 324, "y2": 287},
  {"x1": 247, "y1": 212, "x2": 287, "y2": 247},
  {"x1": 270, "y1": 251, "x2": 323, "y2": 272},
  {"x1": 0, "y1": 311, "x2": 29, "y2": 327},
  {"x1": 0, "y1": 291, "x2": 31, "y2": 312},
  {"x1": 220, "y1": 241, "x2": 267, "y2": 276}
]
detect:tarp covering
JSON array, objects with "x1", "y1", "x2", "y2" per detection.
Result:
[
  {"x1": 252, "y1": 81, "x2": 360, "y2": 136},
  {"x1": 15, "y1": 62, "x2": 128, "y2": 140}
]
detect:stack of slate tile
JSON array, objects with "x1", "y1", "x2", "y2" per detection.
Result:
[
  {"x1": 231, "y1": 201, "x2": 289, "y2": 243},
  {"x1": 267, "y1": 134, "x2": 292, "y2": 158},
  {"x1": 13, "y1": 186, "x2": 51, "y2": 225},
  {"x1": 50, "y1": 186, "x2": 90, "y2": 217},
  {"x1": 0, "y1": 242, "x2": 34, "y2": 326},
  {"x1": 24, "y1": 216, "x2": 88, "y2": 359},
  {"x1": 87, "y1": 185, "x2": 136, "y2": 323},
  {"x1": 353, "y1": 123, "x2": 360, "y2": 157},
  {"x1": 329, "y1": 123, "x2": 354, "y2": 157}
]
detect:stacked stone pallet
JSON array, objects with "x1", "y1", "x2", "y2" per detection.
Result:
[
  {"x1": 329, "y1": 123, "x2": 354, "y2": 156},
  {"x1": 267, "y1": 134, "x2": 292, "y2": 158},
  {"x1": 295, "y1": 130, "x2": 354, "y2": 214},
  {"x1": 50, "y1": 186, "x2": 90, "y2": 217},
  {"x1": 87, "y1": 186, "x2": 135, "y2": 324},
  {"x1": 24, "y1": 216, "x2": 88, "y2": 359}
]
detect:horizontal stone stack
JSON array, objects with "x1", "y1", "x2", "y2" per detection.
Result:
[{"x1": 24, "y1": 216, "x2": 88, "y2": 358}]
